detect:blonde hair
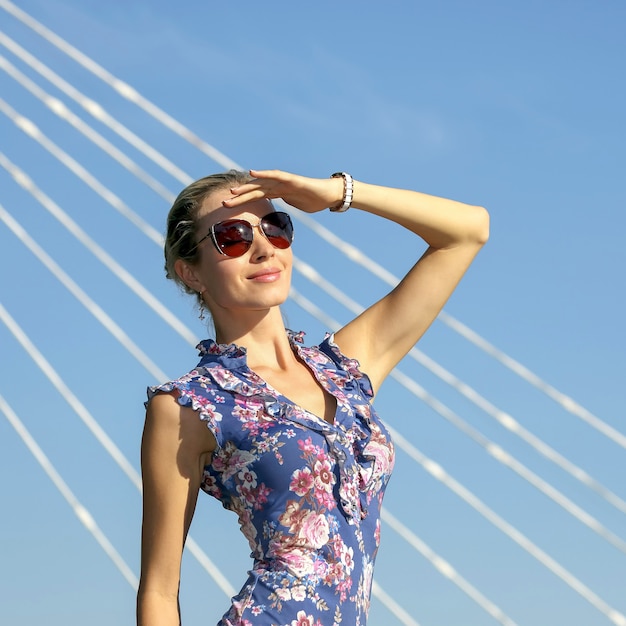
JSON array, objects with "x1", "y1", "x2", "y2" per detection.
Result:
[{"x1": 163, "y1": 170, "x2": 253, "y2": 301}]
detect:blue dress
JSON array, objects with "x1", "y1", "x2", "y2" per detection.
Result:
[{"x1": 147, "y1": 331, "x2": 395, "y2": 626}]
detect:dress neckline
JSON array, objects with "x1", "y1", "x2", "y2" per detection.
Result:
[{"x1": 196, "y1": 330, "x2": 340, "y2": 427}]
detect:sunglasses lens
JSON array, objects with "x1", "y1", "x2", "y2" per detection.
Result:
[
  {"x1": 213, "y1": 220, "x2": 253, "y2": 257},
  {"x1": 262, "y1": 212, "x2": 293, "y2": 249},
  {"x1": 208, "y1": 212, "x2": 293, "y2": 257}
]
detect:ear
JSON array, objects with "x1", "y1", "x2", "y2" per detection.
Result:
[{"x1": 174, "y1": 258, "x2": 205, "y2": 293}]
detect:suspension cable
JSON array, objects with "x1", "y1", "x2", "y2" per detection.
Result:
[
  {"x1": 1, "y1": 0, "x2": 620, "y2": 450},
  {"x1": 0, "y1": 392, "x2": 138, "y2": 589}
]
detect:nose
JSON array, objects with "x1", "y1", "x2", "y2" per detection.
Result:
[{"x1": 249, "y1": 222, "x2": 276, "y2": 261}]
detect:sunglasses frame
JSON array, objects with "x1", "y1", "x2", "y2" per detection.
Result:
[{"x1": 195, "y1": 211, "x2": 294, "y2": 258}]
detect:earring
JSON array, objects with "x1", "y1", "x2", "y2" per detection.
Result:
[{"x1": 198, "y1": 291, "x2": 206, "y2": 321}]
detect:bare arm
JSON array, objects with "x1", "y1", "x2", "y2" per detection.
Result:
[
  {"x1": 332, "y1": 180, "x2": 489, "y2": 392},
  {"x1": 224, "y1": 169, "x2": 489, "y2": 394},
  {"x1": 137, "y1": 393, "x2": 216, "y2": 626}
]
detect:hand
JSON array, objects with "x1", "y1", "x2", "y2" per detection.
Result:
[{"x1": 222, "y1": 169, "x2": 344, "y2": 214}]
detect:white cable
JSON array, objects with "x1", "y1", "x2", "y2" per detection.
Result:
[
  {"x1": 293, "y1": 253, "x2": 626, "y2": 515},
  {"x1": 438, "y1": 310, "x2": 626, "y2": 450},
  {"x1": 289, "y1": 287, "x2": 626, "y2": 554},
  {"x1": 6, "y1": 0, "x2": 621, "y2": 457},
  {"x1": 0, "y1": 285, "x2": 398, "y2": 622},
  {"x1": 4, "y1": 0, "x2": 620, "y2": 452},
  {"x1": 4, "y1": 125, "x2": 621, "y2": 524},
  {"x1": 0, "y1": 143, "x2": 473, "y2": 619},
  {"x1": 0, "y1": 0, "x2": 240, "y2": 171},
  {"x1": 288, "y1": 287, "x2": 626, "y2": 625},
  {"x1": 0, "y1": 30, "x2": 193, "y2": 186},
  {"x1": 0, "y1": 205, "x2": 168, "y2": 384},
  {"x1": 406, "y1": 345, "x2": 626, "y2": 515},
  {"x1": 385, "y1": 425, "x2": 626, "y2": 626},
  {"x1": 0, "y1": 141, "x2": 436, "y2": 619},
  {"x1": 1, "y1": 3, "x2": 620, "y2": 616},
  {"x1": 390, "y1": 367, "x2": 626, "y2": 554},
  {"x1": 0, "y1": 96, "x2": 163, "y2": 244},
  {"x1": 371, "y1": 581, "x2": 422, "y2": 626},
  {"x1": 3, "y1": 65, "x2": 621, "y2": 625},
  {"x1": 0, "y1": 158, "x2": 419, "y2": 617},
  {"x1": 0, "y1": 150, "x2": 444, "y2": 620},
  {"x1": 0, "y1": 294, "x2": 236, "y2": 600},
  {"x1": 380, "y1": 509, "x2": 518, "y2": 626},
  {"x1": 0, "y1": 152, "x2": 198, "y2": 348},
  {"x1": 0, "y1": 54, "x2": 175, "y2": 203},
  {"x1": 0, "y1": 392, "x2": 139, "y2": 590},
  {"x1": 3, "y1": 7, "x2": 621, "y2": 452}
]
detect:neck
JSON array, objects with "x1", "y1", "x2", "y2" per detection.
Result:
[{"x1": 212, "y1": 306, "x2": 295, "y2": 370}]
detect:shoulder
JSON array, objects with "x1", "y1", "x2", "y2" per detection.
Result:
[{"x1": 145, "y1": 390, "x2": 217, "y2": 455}]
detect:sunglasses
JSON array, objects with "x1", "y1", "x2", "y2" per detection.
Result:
[{"x1": 195, "y1": 211, "x2": 294, "y2": 258}]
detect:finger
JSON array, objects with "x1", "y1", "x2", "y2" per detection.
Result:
[
  {"x1": 248, "y1": 168, "x2": 289, "y2": 180},
  {"x1": 228, "y1": 181, "x2": 264, "y2": 196},
  {"x1": 221, "y1": 187, "x2": 271, "y2": 208}
]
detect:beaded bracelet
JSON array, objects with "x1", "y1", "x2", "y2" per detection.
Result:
[{"x1": 329, "y1": 172, "x2": 354, "y2": 212}]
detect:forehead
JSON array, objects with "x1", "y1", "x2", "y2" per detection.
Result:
[{"x1": 196, "y1": 188, "x2": 274, "y2": 226}]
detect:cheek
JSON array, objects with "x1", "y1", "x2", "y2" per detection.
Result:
[
  {"x1": 196, "y1": 254, "x2": 238, "y2": 302},
  {"x1": 205, "y1": 260, "x2": 238, "y2": 291}
]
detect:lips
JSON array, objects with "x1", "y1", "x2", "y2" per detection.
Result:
[{"x1": 247, "y1": 267, "x2": 282, "y2": 282}]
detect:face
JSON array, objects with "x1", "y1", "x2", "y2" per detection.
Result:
[{"x1": 176, "y1": 187, "x2": 293, "y2": 320}]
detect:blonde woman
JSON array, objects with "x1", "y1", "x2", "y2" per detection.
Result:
[{"x1": 137, "y1": 169, "x2": 489, "y2": 625}]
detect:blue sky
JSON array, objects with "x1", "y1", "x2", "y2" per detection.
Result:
[{"x1": 0, "y1": 1, "x2": 625, "y2": 625}]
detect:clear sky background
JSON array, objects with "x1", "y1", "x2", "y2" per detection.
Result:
[{"x1": 0, "y1": 1, "x2": 625, "y2": 625}]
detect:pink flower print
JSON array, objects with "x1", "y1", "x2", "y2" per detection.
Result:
[
  {"x1": 285, "y1": 549, "x2": 316, "y2": 578},
  {"x1": 291, "y1": 610, "x2": 321, "y2": 626},
  {"x1": 237, "y1": 469, "x2": 258, "y2": 490},
  {"x1": 279, "y1": 500, "x2": 308, "y2": 533},
  {"x1": 254, "y1": 483, "x2": 271, "y2": 509},
  {"x1": 255, "y1": 439, "x2": 271, "y2": 454},
  {"x1": 313, "y1": 459, "x2": 335, "y2": 494},
  {"x1": 313, "y1": 557, "x2": 328, "y2": 579},
  {"x1": 336, "y1": 576, "x2": 352, "y2": 602},
  {"x1": 219, "y1": 447, "x2": 256, "y2": 482},
  {"x1": 234, "y1": 406, "x2": 259, "y2": 422},
  {"x1": 297, "y1": 510, "x2": 330, "y2": 549},
  {"x1": 327, "y1": 560, "x2": 344, "y2": 584},
  {"x1": 298, "y1": 436, "x2": 317, "y2": 455},
  {"x1": 193, "y1": 395, "x2": 223, "y2": 422},
  {"x1": 291, "y1": 584, "x2": 307, "y2": 601},
  {"x1": 209, "y1": 367, "x2": 240, "y2": 388},
  {"x1": 339, "y1": 477, "x2": 359, "y2": 508},
  {"x1": 290, "y1": 468, "x2": 314, "y2": 496},
  {"x1": 340, "y1": 544, "x2": 355, "y2": 575},
  {"x1": 267, "y1": 542, "x2": 316, "y2": 578},
  {"x1": 201, "y1": 474, "x2": 221, "y2": 498},
  {"x1": 275, "y1": 587, "x2": 292, "y2": 602},
  {"x1": 363, "y1": 440, "x2": 394, "y2": 480},
  {"x1": 314, "y1": 487, "x2": 336, "y2": 511},
  {"x1": 374, "y1": 519, "x2": 381, "y2": 547}
]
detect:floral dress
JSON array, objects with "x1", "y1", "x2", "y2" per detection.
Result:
[{"x1": 147, "y1": 331, "x2": 395, "y2": 626}]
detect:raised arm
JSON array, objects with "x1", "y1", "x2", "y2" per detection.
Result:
[
  {"x1": 137, "y1": 393, "x2": 216, "y2": 626},
  {"x1": 223, "y1": 169, "x2": 489, "y2": 394},
  {"x1": 331, "y1": 180, "x2": 489, "y2": 392}
]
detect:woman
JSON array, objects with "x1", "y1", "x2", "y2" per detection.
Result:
[{"x1": 137, "y1": 169, "x2": 489, "y2": 625}]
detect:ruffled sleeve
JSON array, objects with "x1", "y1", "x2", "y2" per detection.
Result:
[
  {"x1": 317, "y1": 333, "x2": 374, "y2": 399},
  {"x1": 146, "y1": 370, "x2": 226, "y2": 449}
]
